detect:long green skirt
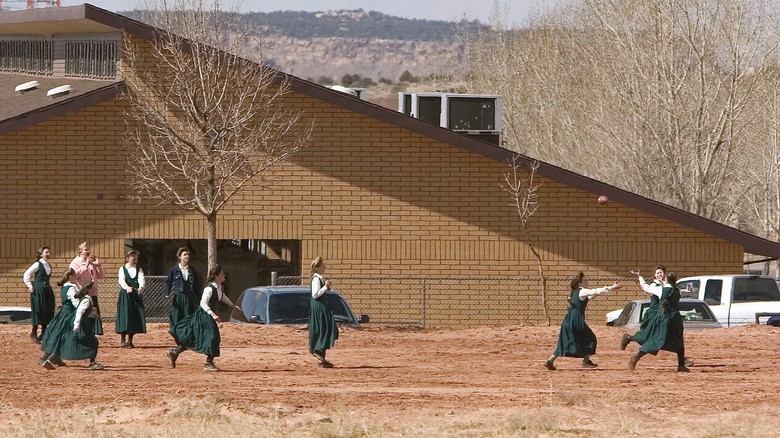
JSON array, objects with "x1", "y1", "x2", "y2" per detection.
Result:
[
  {"x1": 115, "y1": 289, "x2": 147, "y2": 334},
  {"x1": 639, "y1": 311, "x2": 685, "y2": 354},
  {"x1": 40, "y1": 302, "x2": 76, "y2": 356},
  {"x1": 60, "y1": 316, "x2": 99, "y2": 361},
  {"x1": 172, "y1": 309, "x2": 221, "y2": 357},
  {"x1": 631, "y1": 296, "x2": 660, "y2": 345},
  {"x1": 30, "y1": 283, "x2": 55, "y2": 326},
  {"x1": 168, "y1": 293, "x2": 195, "y2": 338},
  {"x1": 309, "y1": 297, "x2": 338, "y2": 353},
  {"x1": 553, "y1": 306, "x2": 596, "y2": 357}
]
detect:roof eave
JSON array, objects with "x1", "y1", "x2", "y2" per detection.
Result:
[{"x1": 0, "y1": 81, "x2": 124, "y2": 136}]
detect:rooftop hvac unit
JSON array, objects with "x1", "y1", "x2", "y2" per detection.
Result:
[{"x1": 398, "y1": 92, "x2": 502, "y2": 144}]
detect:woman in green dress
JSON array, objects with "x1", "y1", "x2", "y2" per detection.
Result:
[
  {"x1": 309, "y1": 257, "x2": 338, "y2": 368},
  {"x1": 23, "y1": 246, "x2": 55, "y2": 344},
  {"x1": 164, "y1": 248, "x2": 200, "y2": 343},
  {"x1": 38, "y1": 268, "x2": 89, "y2": 369},
  {"x1": 544, "y1": 272, "x2": 622, "y2": 370},
  {"x1": 628, "y1": 272, "x2": 688, "y2": 372},
  {"x1": 620, "y1": 265, "x2": 666, "y2": 350},
  {"x1": 167, "y1": 264, "x2": 240, "y2": 371},
  {"x1": 41, "y1": 267, "x2": 103, "y2": 370},
  {"x1": 116, "y1": 250, "x2": 147, "y2": 348}
]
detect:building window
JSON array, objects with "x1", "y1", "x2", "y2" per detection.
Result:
[
  {"x1": 0, "y1": 39, "x2": 53, "y2": 74},
  {"x1": 65, "y1": 40, "x2": 119, "y2": 79}
]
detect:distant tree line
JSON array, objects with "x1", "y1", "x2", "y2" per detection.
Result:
[
  {"x1": 241, "y1": 9, "x2": 483, "y2": 42},
  {"x1": 121, "y1": 8, "x2": 484, "y2": 41},
  {"x1": 314, "y1": 70, "x2": 422, "y2": 87}
]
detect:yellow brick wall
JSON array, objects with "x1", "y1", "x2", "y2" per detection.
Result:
[{"x1": 0, "y1": 41, "x2": 744, "y2": 327}]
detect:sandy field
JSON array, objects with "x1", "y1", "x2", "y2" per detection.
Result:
[{"x1": 1, "y1": 322, "x2": 779, "y2": 437}]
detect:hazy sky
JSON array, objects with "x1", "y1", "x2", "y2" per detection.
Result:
[{"x1": 57, "y1": 0, "x2": 552, "y2": 25}]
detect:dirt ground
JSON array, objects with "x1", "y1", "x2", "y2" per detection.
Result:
[{"x1": 2, "y1": 321, "x2": 780, "y2": 436}]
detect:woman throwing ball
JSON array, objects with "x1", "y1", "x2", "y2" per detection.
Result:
[{"x1": 544, "y1": 272, "x2": 622, "y2": 370}]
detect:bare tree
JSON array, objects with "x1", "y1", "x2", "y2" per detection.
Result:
[
  {"x1": 468, "y1": 0, "x2": 780, "y2": 224},
  {"x1": 740, "y1": 67, "x2": 780, "y2": 272},
  {"x1": 502, "y1": 157, "x2": 550, "y2": 325},
  {"x1": 123, "y1": 0, "x2": 312, "y2": 271}
]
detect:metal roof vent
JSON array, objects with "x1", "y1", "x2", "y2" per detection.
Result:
[
  {"x1": 15, "y1": 81, "x2": 40, "y2": 93},
  {"x1": 47, "y1": 85, "x2": 72, "y2": 98},
  {"x1": 330, "y1": 85, "x2": 358, "y2": 97}
]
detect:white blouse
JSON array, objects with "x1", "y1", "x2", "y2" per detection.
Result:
[
  {"x1": 639, "y1": 277, "x2": 664, "y2": 298},
  {"x1": 578, "y1": 286, "x2": 613, "y2": 300},
  {"x1": 311, "y1": 273, "x2": 329, "y2": 299},
  {"x1": 179, "y1": 264, "x2": 190, "y2": 281},
  {"x1": 200, "y1": 283, "x2": 234, "y2": 317},
  {"x1": 118, "y1": 264, "x2": 145, "y2": 291},
  {"x1": 23, "y1": 259, "x2": 51, "y2": 289}
]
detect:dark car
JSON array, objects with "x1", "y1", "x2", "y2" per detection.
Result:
[
  {"x1": 0, "y1": 306, "x2": 32, "y2": 324},
  {"x1": 229, "y1": 286, "x2": 369, "y2": 328}
]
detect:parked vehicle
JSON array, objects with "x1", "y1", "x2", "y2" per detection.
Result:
[
  {"x1": 676, "y1": 275, "x2": 780, "y2": 327},
  {"x1": 229, "y1": 286, "x2": 369, "y2": 328},
  {"x1": 609, "y1": 299, "x2": 722, "y2": 330},
  {"x1": 0, "y1": 306, "x2": 32, "y2": 324}
]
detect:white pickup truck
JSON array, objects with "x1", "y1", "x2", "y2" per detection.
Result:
[{"x1": 676, "y1": 275, "x2": 780, "y2": 327}]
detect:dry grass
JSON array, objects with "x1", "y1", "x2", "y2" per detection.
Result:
[{"x1": 3, "y1": 396, "x2": 778, "y2": 437}]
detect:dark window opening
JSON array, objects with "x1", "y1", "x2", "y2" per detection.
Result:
[{"x1": 126, "y1": 238, "x2": 300, "y2": 299}]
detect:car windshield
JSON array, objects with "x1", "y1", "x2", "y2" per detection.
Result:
[
  {"x1": 732, "y1": 277, "x2": 780, "y2": 302},
  {"x1": 268, "y1": 293, "x2": 354, "y2": 324},
  {"x1": 614, "y1": 302, "x2": 635, "y2": 326}
]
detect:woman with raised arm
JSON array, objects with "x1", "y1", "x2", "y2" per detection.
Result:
[
  {"x1": 620, "y1": 265, "x2": 666, "y2": 350},
  {"x1": 628, "y1": 272, "x2": 688, "y2": 372},
  {"x1": 544, "y1": 272, "x2": 622, "y2": 370},
  {"x1": 23, "y1": 246, "x2": 55, "y2": 344},
  {"x1": 69, "y1": 242, "x2": 105, "y2": 335}
]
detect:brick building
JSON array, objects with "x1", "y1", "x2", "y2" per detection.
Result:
[{"x1": 2, "y1": 4, "x2": 780, "y2": 327}]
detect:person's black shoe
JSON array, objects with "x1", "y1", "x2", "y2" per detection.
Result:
[
  {"x1": 582, "y1": 358, "x2": 598, "y2": 368},
  {"x1": 312, "y1": 350, "x2": 326, "y2": 363},
  {"x1": 543, "y1": 359, "x2": 556, "y2": 371},
  {"x1": 677, "y1": 366, "x2": 690, "y2": 372},
  {"x1": 49, "y1": 356, "x2": 66, "y2": 366},
  {"x1": 318, "y1": 361, "x2": 334, "y2": 368},
  {"x1": 204, "y1": 362, "x2": 220, "y2": 371},
  {"x1": 166, "y1": 349, "x2": 178, "y2": 368},
  {"x1": 30, "y1": 332, "x2": 41, "y2": 345},
  {"x1": 41, "y1": 360, "x2": 55, "y2": 370},
  {"x1": 620, "y1": 334, "x2": 631, "y2": 350}
]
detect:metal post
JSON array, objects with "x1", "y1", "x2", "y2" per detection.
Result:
[
  {"x1": 271, "y1": 271, "x2": 277, "y2": 286},
  {"x1": 421, "y1": 278, "x2": 426, "y2": 328}
]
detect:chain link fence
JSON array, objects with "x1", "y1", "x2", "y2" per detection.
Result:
[
  {"x1": 1, "y1": 273, "x2": 658, "y2": 327},
  {"x1": 274, "y1": 275, "x2": 639, "y2": 327}
]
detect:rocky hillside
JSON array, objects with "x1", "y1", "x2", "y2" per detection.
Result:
[
  {"x1": 123, "y1": 9, "x2": 473, "y2": 83},
  {"x1": 260, "y1": 35, "x2": 466, "y2": 83}
]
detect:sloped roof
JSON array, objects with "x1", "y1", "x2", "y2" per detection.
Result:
[
  {"x1": 0, "y1": 73, "x2": 123, "y2": 135},
  {"x1": 2, "y1": 4, "x2": 779, "y2": 259}
]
